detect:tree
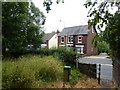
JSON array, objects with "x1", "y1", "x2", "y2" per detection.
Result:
[
  {"x1": 102, "y1": 12, "x2": 120, "y2": 57},
  {"x1": 2, "y1": 2, "x2": 46, "y2": 56},
  {"x1": 43, "y1": 0, "x2": 64, "y2": 13},
  {"x1": 43, "y1": 0, "x2": 120, "y2": 59},
  {"x1": 84, "y1": 1, "x2": 120, "y2": 59},
  {"x1": 97, "y1": 41, "x2": 110, "y2": 54},
  {"x1": 2, "y1": 2, "x2": 29, "y2": 55},
  {"x1": 26, "y1": 2, "x2": 46, "y2": 49}
]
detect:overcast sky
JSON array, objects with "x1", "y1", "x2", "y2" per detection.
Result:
[
  {"x1": 32, "y1": 0, "x2": 117, "y2": 33},
  {"x1": 32, "y1": 0, "x2": 90, "y2": 33}
]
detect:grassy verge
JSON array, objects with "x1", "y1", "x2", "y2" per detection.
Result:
[
  {"x1": 2, "y1": 55, "x2": 63, "y2": 88},
  {"x1": 2, "y1": 55, "x2": 84, "y2": 88},
  {"x1": 70, "y1": 69, "x2": 84, "y2": 87}
]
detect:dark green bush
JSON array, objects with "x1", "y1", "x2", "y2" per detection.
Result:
[
  {"x1": 50, "y1": 47, "x2": 77, "y2": 66},
  {"x1": 4, "y1": 47, "x2": 77, "y2": 66},
  {"x1": 25, "y1": 47, "x2": 77, "y2": 66}
]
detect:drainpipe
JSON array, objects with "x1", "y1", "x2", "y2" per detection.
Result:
[{"x1": 66, "y1": 34, "x2": 67, "y2": 46}]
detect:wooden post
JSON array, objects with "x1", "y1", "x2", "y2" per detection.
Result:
[
  {"x1": 98, "y1": 64, "x2": 101, "y2": 84},
  {"x1": 76, "y1": 55, "x2": 78, "y2": 69},
  {"x1": 90, "y1": 64, "x2": 91, "y2": 79}
]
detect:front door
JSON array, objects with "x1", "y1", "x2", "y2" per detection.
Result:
[
  {"x1": 76, "y1": 45, "x2": 84, "y2": 54},
  {"x1": 76, "y1": 47, "x2": 81, "y2": 54}
]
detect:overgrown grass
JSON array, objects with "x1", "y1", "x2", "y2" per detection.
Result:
[
  {"x1": 2, "y1": 55, "x2": 63, "y2": 88},
  {"x1": 70, "y1": 69, "x2": 84, "y2": 87},
  {"x1": 2, "y1": 55, "x2": 84, "y2": 88}
]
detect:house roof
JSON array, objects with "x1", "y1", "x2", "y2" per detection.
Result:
[
  {"x1": 43, "y1": 32, "x2": 55, "y2": 41},
  {"x1": 58, "y1": 25, "x2": 90, "y2": 36}
]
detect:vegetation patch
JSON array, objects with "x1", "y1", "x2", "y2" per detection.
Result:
[
  {"x1": 2, "y1": 55, "x2": 83, "y2": 88},
  {"x1": 5, "y1": 47, "x2": 78, "y2": 66},
  {"x1": 2, "y1": 55, "x2": 63, "y2": 88}
]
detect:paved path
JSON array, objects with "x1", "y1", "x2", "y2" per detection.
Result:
[
  {"x1": 78, "y1": 55, "x2": 113, "y2": 87},
  {"x1": 79, "y1": 56, "x2": 113, "y2": 88},
  {"x1": 79, "y1": 56, "x2": 112, "y2": 80}
]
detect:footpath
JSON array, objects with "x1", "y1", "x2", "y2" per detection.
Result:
[{"x1": 101, "y1": 79, "x2": 114, "y2": 88}]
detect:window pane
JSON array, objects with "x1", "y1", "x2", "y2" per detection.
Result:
[
  {"x1": 69, "y1": 37, "x2": 70, "y2": 42},
  {"x1": 78, "y1": 36, "x2": 82, "y2": 43},
  {"x1": 71, "y1": 37, "x2": 73, "y2": 42},
  {"x1": 61, "y1": 37, "x2": 64, "y2": 42}
]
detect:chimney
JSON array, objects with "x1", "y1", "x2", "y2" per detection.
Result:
[{"x1": 56, "y1": 30, "x2": 60, "y2": 34}]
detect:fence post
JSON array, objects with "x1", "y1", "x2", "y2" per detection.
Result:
[
  {"x1": 98, "y1": 64, "x2": 101, "y2": 84},
  {"x1": 63, "y1": 66, "x2": 71, "y2": 82},
  {"x1": 89, "y1": 64, "x2": 91, "y2": 79},
  {"x1": 76, "y1": 55, "x2": 78, "y2": 69}
]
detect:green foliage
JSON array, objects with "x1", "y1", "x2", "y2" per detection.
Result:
[
  {"x1": 103, "y1": 13, "x2": 120, "y2": 58},
  {"x1": 2, "y1": 2, "x2": 46, "y2": 56},
  {"x1": 97, "y1": 41, "x2": 110, "y2": 54},
  {"x1": 2, "y1": 2, "x2": 29, "y2": 53},
  {"x1": 51, "y1": 47, "x2": 76, "y2": 64},
  {"x1": 10, "y1": 47, "x2": 77, "y2": 66},
  {"x1": 2, "y1": 55, "x2": 84, "y2": 88},
  {"x1": 70, "y1": 68, "x2": 84, "y2": 86},
  {"x1": 35, "y1": 47, "x2": 77, "y2": 66},
  {"x1": 43, "y1": 0, "x2": 64, "y2": 13},
  {"x1": 2, "y1": 55, "x2": 63, "y2": 88},
  {"x1": 84, "y1": 0, "x2": 120, "y2": 59}
]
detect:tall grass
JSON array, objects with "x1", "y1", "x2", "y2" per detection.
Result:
[
  {"x1": 2, "y1": 54, "x2": 84, "y2": 88},
  {"x1": 2, "y1": 55, "x2": 63, "y2": 88},
  {"x1": 4, "y1": 47, "x2": 78, "y2": 66}
]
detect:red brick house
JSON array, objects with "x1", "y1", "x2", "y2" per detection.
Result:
[{"x1": 58, "y1": 25, "x2": 98, "y2": 56}]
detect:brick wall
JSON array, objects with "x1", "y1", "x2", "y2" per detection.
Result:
[
  {"x1": 86, "y1": 28, "x2": 98, "y2": 56},
  {"x1": 82, "y1": 35, "x2": 87, "y2": 55}
]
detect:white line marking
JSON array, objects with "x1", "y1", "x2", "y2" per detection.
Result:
[{"x1": 101, "y1": 64, "x2": 112, "y2": 66}]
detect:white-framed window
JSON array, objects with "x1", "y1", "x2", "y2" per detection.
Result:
[
  {"x1": 68, "y1": 36, "x2": 71, "y2": 43},
  {"x1": 71, "y1": 36, "x2": 73, "y2": 43},
  {"x1": 68, "y1": 36, "x2": 73, "y2": 43},
  {"x1": 78, "y1": 36, "x2": 82, "y2": 43},
  {"x1": 61, "y1": 36, "x2": 64, "y2": 43}
]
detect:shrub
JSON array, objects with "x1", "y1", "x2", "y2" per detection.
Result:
[
  {"x1": 4, "y1": 47, "x2": 78, "y2": 67},
  {"x1": 25, "y1": 47, "x2": 77, "y2": 66},
  {"x1": 48, "y1": 47, "x2": 77, "y2": 66}
]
